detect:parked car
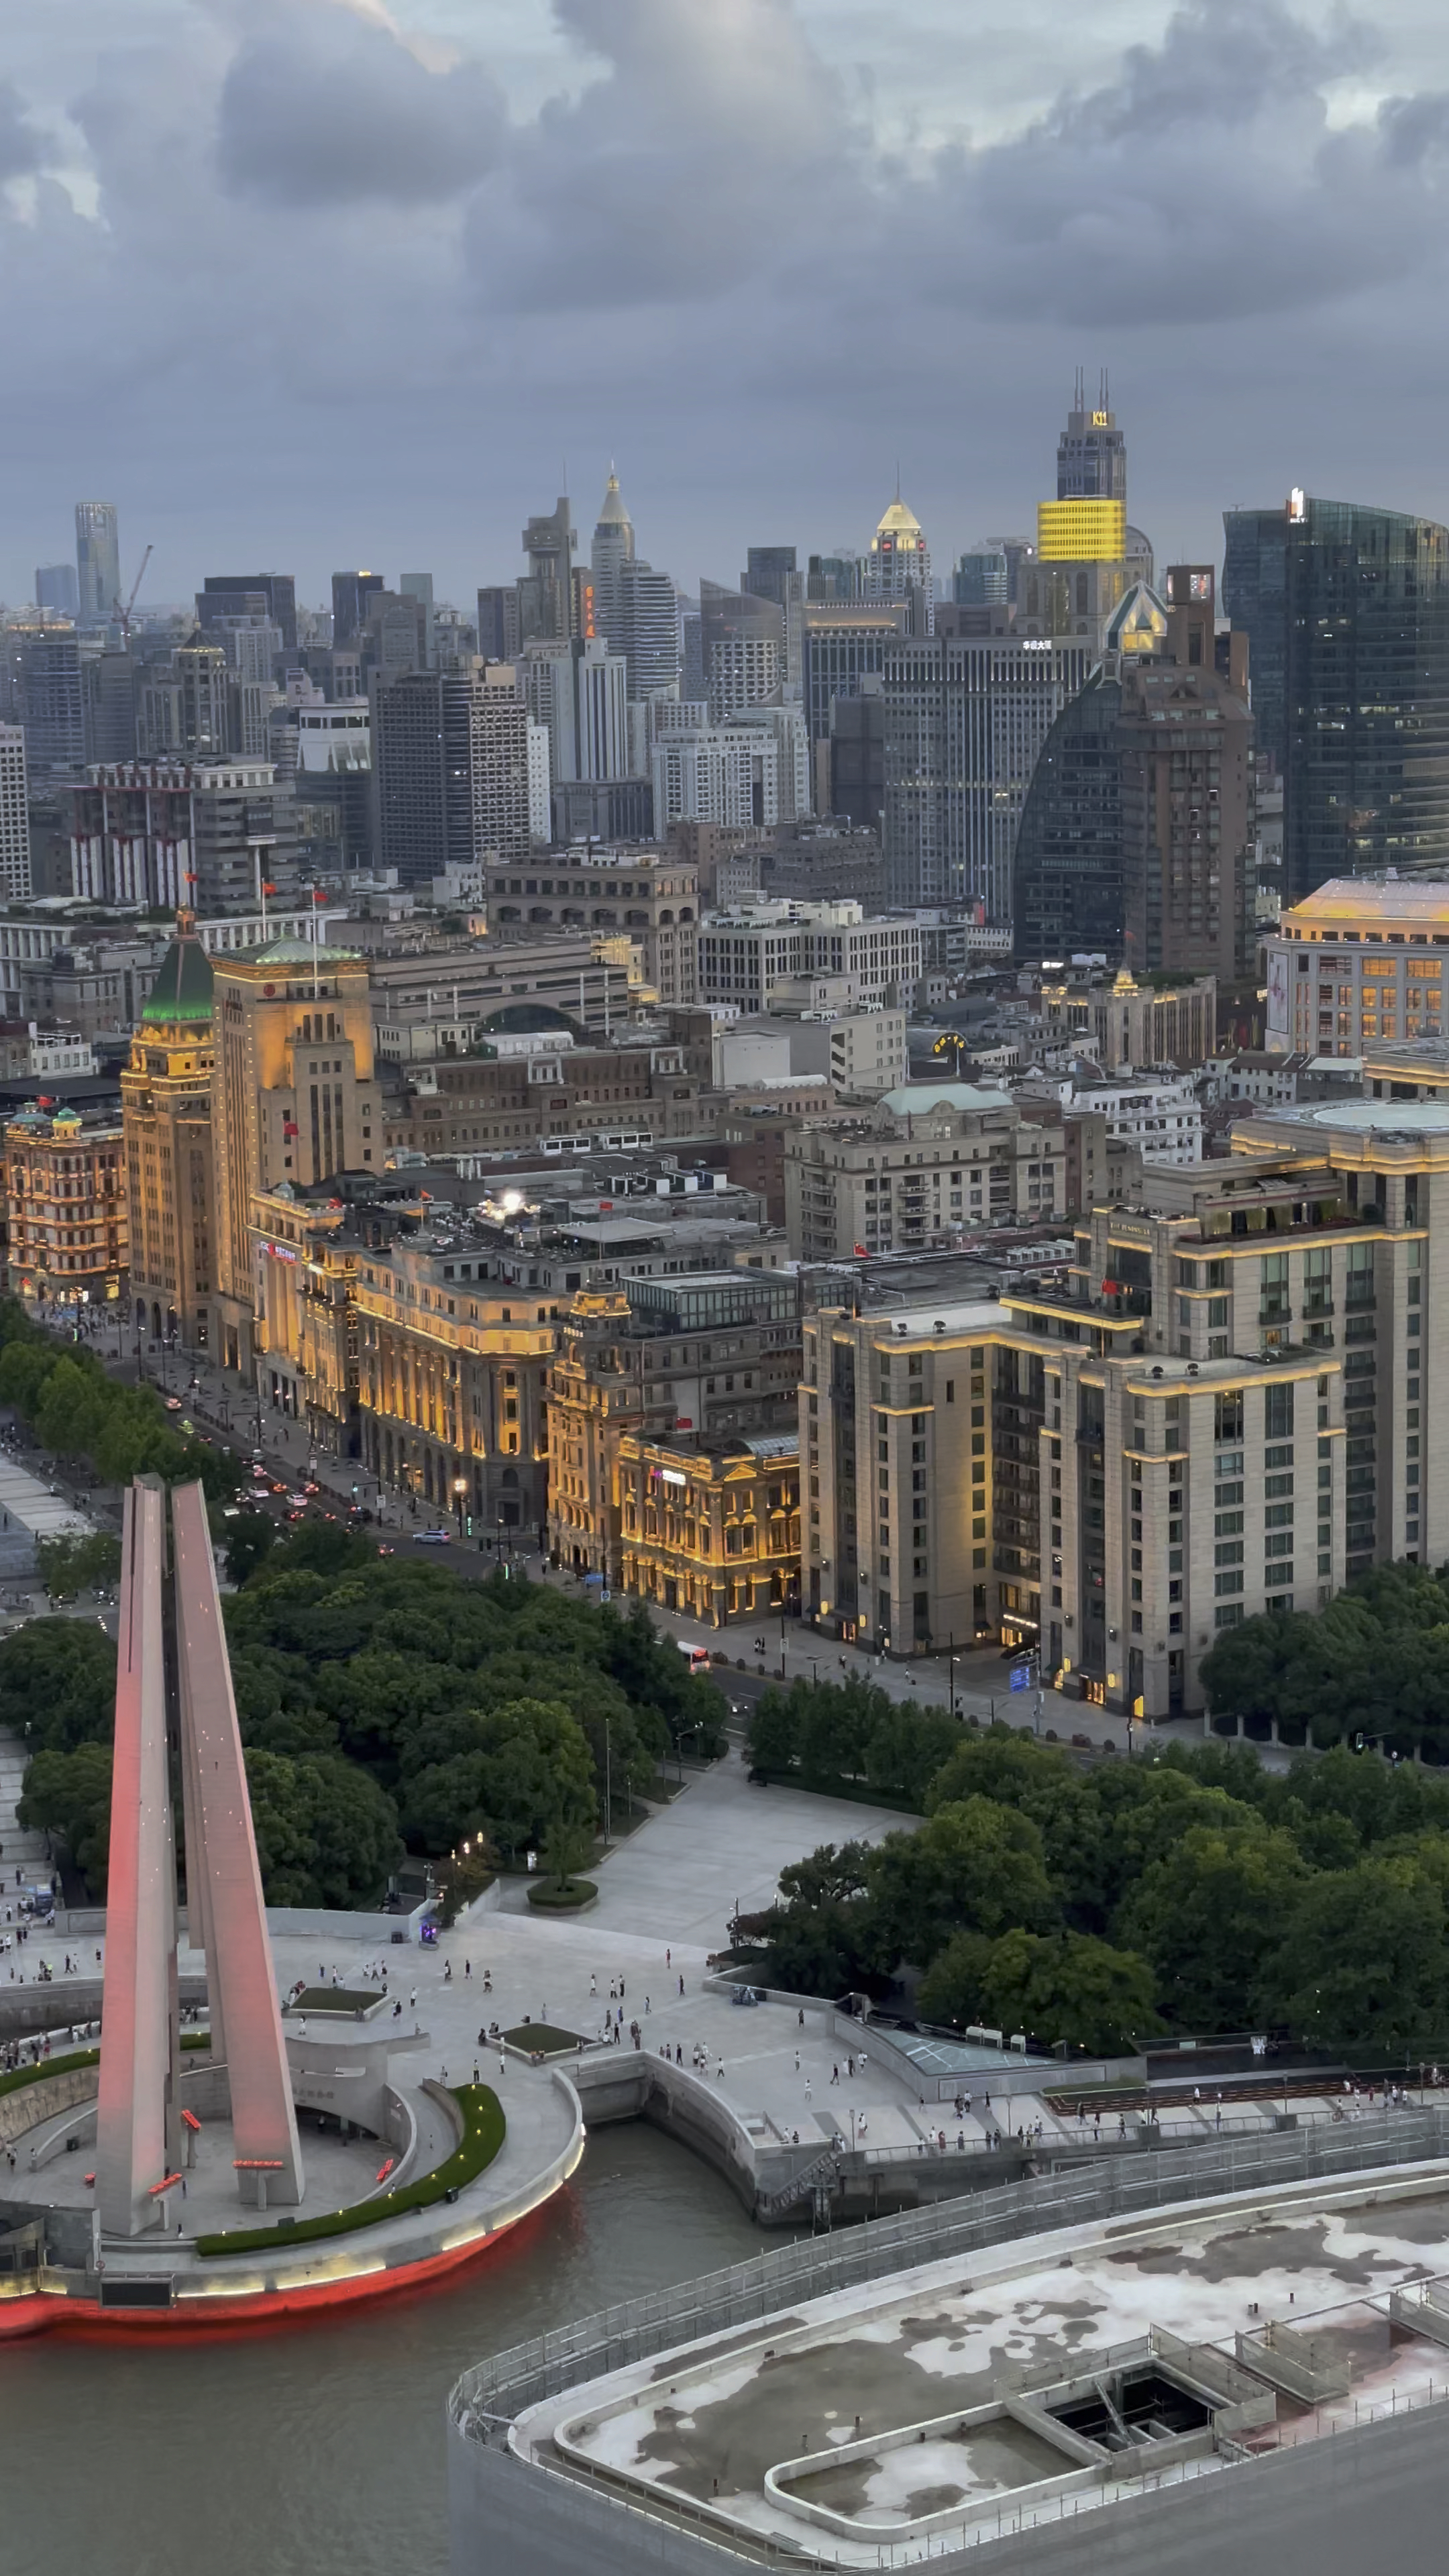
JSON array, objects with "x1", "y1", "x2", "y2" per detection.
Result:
[{"x1": 412, "y1": 1527, "x2": 451, "y2": 1546}]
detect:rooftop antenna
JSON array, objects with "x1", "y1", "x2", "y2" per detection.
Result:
[{"x1": 1100, "y1": 366, "x2": 1110, "y2": 410}]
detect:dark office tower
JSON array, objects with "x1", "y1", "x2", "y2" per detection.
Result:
[
  {"x1": 36, "y1": 564, "x2": 79, "y2": 619},
  {"x1": 371, "y1": 664, "x2": 529, "y2": 883},
  {"x1": 953, "y1": 549, "x2": 1008, "y2": 608},
  {"x1": 807, "y1": 554, "x2": 861, "y2": 602},
  {"x1": 1225, "y1": 494, "x2": 1449, "y2": 898},
  {"x1": 476, "y1": 586, "x2": 522, "y2": 663},
  {"x1": 829, "y1": 684, "x2": 886, "y2": 828},
  {"x1": 1057, "y1": 369, "x2": 1127, "y2": 501},
  {"x1": 75, "y1": 502, "x2": 121, "y2": 628},
  {"x1": 82, "y1": 651, "x2": 138, "y2": 764},
  {"x1": 333, "y1": 571, "x2": 385, "y2": 649},
  {"x1": 519, "y1": 497, "x2": 576, "y2": 643},
  {"x1": 1013, "y1": 667, "x2": 1126, "y2": 961},
  {"x1": 800, "y1": 602, "x2": 910, "y2": 744},
  {"x1": 742, "y1": 547, "x2": 797, "y2": 613},
  {"x1": 1220, "y1": 511, "x2": 1288, "y2": 774},
  {"x1": 9, "y1": 628, "x2": 85, "y2": 771},
  {"x1": 197, "y1": 574, "x2": 297, "y2": 653},
  {"x1": 1014, "y1": 568, "x2": 1254, "y2": 979}
]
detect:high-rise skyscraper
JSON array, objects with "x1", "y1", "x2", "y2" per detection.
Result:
[
  {"x1": 36, "y1": 564, "x2": 79, "y2": 619},
  {"x1": 700, "y1": 580, "x2": 784, "y2": 719},
  {"x1": 742, "y1": 547, "x2": 797, "y2": 612},
  {"x1": 590, "y1": 472, "x2": 635, "y2": 645},
  {"x1": 197, "y1": 574, "x2": 298, "y2": 655},
  {"x1": 0, "y1": 726, "x2": 33, "y2": 899},
  {"x1": 519, "y1": 637, "x2": 631, "y2": 789},
  {"x1": 1029, "y1": 378, "x2": 1132, "y2": 643},
  {"x1": 332, "y1": 571, "x2": 385, "y2": 649},
  {"x1": 865, "y1": 496, "x2": 930, "y2": 612},
  {"x1": 371, "y1": 663, "x2": 529, "y2": 881},
  {"x1": 1224, "y1": 493, "x2": 1449, "y2": 899},
  {"x1": 519, "y1": 497, "x2": 576, "y2": 644},
  {"x1": 1056, "y1": 371, "x2": 1126, "y2": 500},
  {"x1": 881, "y1": 634, "x2": 1092, "y2": 913},
  {"x1": 7, "y1": 627, "x2": 85, "y2": 771},
  {"x1": 1014, "y1": 568, "x2": 1255, "y2": 977},
  {"x1": 75, "y1": 502, "x2": 121, "y2": 628}
]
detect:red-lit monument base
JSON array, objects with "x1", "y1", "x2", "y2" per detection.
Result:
[{"x1": 0, "y1": 2205, "x2": 540, "y2": 2342}]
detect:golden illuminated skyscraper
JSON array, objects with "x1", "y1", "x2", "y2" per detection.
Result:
[{"x1": 121, "y1": 908, "x2": 216, "y2": 1348}]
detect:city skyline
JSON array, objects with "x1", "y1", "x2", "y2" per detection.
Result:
[{"x1": 7, "y1": 0, "x2": 1449, "y2": 601}]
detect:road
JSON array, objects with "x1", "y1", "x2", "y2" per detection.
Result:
[{"x1": 36, "y1": 1309, "x2": 1264, "y2": 1766}]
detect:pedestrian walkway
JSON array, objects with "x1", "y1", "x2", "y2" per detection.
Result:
[{"x1": 0, "y1": 1727, "x2": 50, "y2": 1883}]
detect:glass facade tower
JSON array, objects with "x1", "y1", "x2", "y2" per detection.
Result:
[{"x1": 1224, "y1": 496, "x2": 1449, "y2": 901}]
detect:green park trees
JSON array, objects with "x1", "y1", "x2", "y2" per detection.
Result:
[
  {"x1": 743, "y1": 1712, "x2": 1449, "y2": 2059},
  {"x1": 2, "y1": 1532, "x2": 728, "y2": 1909}
]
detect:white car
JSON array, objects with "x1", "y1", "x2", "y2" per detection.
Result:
[{"x1": 411, "y1": 1527, "x2": 451, "y2": 1546}]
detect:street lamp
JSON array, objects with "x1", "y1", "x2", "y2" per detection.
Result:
[{"x1": 452, "y1": 1474, "x2": 468, "y2": 1536}]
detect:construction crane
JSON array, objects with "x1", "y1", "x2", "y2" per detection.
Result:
[{"x1": 112, "y1": 542, "x2": 153, "y2": 646}]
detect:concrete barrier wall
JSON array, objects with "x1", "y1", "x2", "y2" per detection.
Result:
[{"x1": 573, "y1": 2054, "x2": 761, "y2": 2210}]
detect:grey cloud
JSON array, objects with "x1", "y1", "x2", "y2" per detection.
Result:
[
  {"x1": 1044, "y1": 0, "x2": 1380, "y2": 146},
  {"x1": 466, "y1": 0, "x2": 855, "y2": 310},
  {"x1": 873, "y1": 0, "x2": 1444, "y2": 327},
  {"x1": 0, "y1": 79, "x2": 52, "y2": 182},
  {"x1": 1377, "y1": 90, "x2": 1449, "y2": 168},
  {"x1": 217, "y1": 9, "x2": 506, "y2": 207}
]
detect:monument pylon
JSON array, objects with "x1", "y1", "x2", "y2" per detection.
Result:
[{"x1": 96, "y1": 1477, "x2": 304, "y2": 2236}]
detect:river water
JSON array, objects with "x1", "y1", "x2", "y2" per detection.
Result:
[{"x1": 1, "y1": 2127, "x2": 780, "y2": 2576}]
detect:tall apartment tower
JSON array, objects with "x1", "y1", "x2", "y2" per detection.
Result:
[
  {"x1": 75, "y1": 502, "x2": 120, "y2": 628},
  {"x1": 210, "y1": 939, "x2": 378, "y2": 1378},
  {"x1": 371, "y1": 662, "x2": 530, "y2": 881},
  {"x1": 0, "y1": 726, "x2": 33, "y2": 899},
  {"x1": 1223, "y1": 493, "x2": 1449, "y2": 900}
]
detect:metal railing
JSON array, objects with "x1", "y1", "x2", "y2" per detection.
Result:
[{"x1": 451, "y1": 2109, "x2": 1449, "y2": 2440}]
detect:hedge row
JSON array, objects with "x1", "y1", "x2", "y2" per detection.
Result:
[
  {"x1": 0, "y1": 2029, "x2": 211, "y2": 2104},
  {"x1": 194, "y1": 2084, "x2": 505, "y2": 2258}
]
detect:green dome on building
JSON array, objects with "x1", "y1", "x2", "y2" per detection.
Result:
[{"x1": 142, "y1": 915, "x2": 215, "y2": 1029}]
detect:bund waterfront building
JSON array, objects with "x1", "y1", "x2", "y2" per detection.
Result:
[
  {"x1": 1223, "y1": 494, "x2": 1449, "y2": 899},
  {"x1": 806, "y1": 1055, "x2": 1449, "y2": 1716},
  {"x1": 1265, "y1": 877, "x2": 1449, "y2": 1057},
  {"x1": 209, "y1": 938, "x2": 380, "y2": 1379},
  {"x1": 121, "y1": 914, "x2": 217, "y2": 1348},
  {"x1": 5, "y1": 1104, "x2": 127, "y2": 1304}
]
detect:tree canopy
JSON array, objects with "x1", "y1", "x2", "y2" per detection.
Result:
[
  {"x1": 7, "y1": 1532, "x2": 727, "y2": 1910},
  {"x1": 743, "y1": 1712, "x2": 1449, "y2": 2059}
]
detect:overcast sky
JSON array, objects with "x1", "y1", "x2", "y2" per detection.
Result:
[{"x1": 5, "y1": 0, "x2": 1449, "y2": 614}]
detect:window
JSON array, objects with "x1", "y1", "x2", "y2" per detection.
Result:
[
  {"x1": 1265, "y1": 1383, "x2": 1294, "y2": 1441},
  {"x1": 1215, "y1": 1540, "x2": 1244, "y2": 1566},
  {"x1": 1215, "y1": 1391, "x2": 1243, "y2": 1442}
]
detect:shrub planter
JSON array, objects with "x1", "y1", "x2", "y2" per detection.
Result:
[{"x1": 526, "y1": 1877, "x2": 598, "y2": 1913}]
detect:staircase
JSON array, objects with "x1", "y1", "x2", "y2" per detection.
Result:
[{"x1": 757, "y1": 2144, "x2": 840, "y2": 2220}]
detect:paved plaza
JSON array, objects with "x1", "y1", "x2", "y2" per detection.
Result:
[
  {"x1": 559, "y1": 1748, "x2": 910, "y2": 1946},
  {"x1": 7, "y1": 1742, "x2": 1448, "y2": 2187}
]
